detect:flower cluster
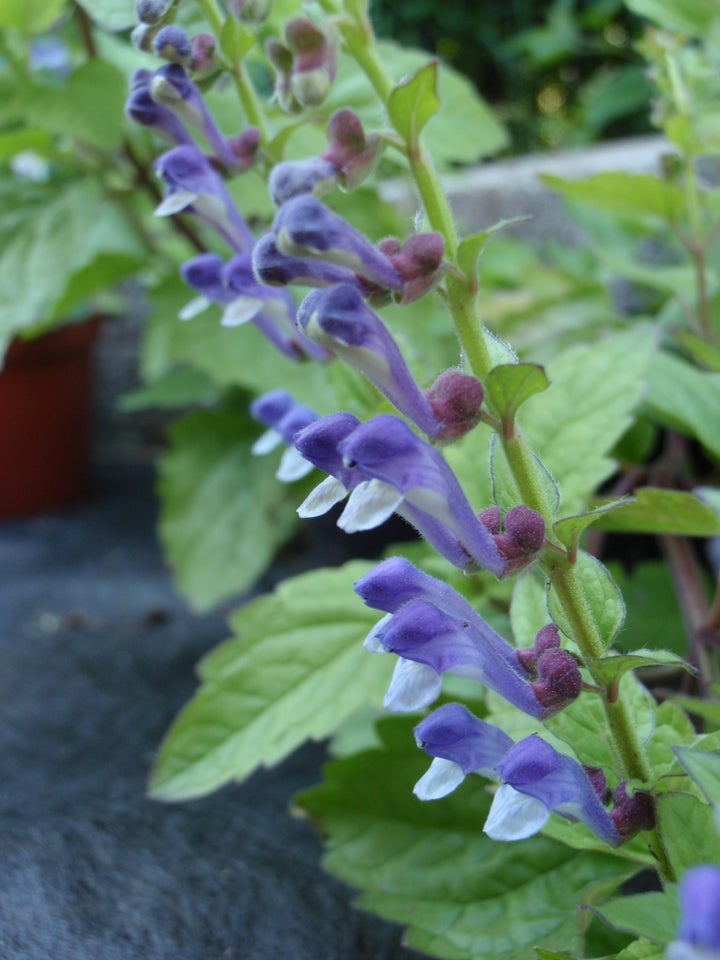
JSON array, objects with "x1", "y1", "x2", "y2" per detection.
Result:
[{"x1": 124, "y1": 11, "x2": 655, "y2": 856}]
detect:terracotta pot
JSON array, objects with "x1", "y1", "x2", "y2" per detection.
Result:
[{"x1": 0, "y1": 318, "x2": 100, "y2": 519}]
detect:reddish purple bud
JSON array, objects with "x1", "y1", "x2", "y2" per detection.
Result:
[
  {"x1": 227, "y1": 127, "x2": 261, "y2": 171},
  {"x1": 504, "y1": 505, "x2": 546, "y2": 554},
  {"x1": 611, "y1": 783, "x2": 655, "y2": 837},
  {"x1": 284, "y1": 18, "x2": 337, "y2": 109},
  {"x1": 323, "y1": 108, "x2": 383, "y2": 190},
  {"x1": 583, "y1": 765, "x2": 610, "y2": 803},
  {"x1": 531, "y1": 648, "x2": 582, "y2": 714},
  {"x1": 535, "y1": 623, "x2": 561, "y2": 656},
  {"x1": 190, "y1": 34, "x2": 216, "y2": 74},
  {"x1": 266, "y1": 39, "x2": 296, "y2": 113},
  {"x1": 378, "y1": 233, "x2": 445, "y2": 304},
  {"x1": 478, "y1": 505, "x2": 502, "y2": 536},
  {"x1": 426, "y1": 369, "x2": 485, "y2": 443},
  {"x1": 516, "y1": 647, "x2": 537, "y2": 675}
]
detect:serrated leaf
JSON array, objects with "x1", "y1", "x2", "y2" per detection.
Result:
[
  {"x1": 592, "y1": 891, "x2": 680, "y2": 945},
  {"x1": 542, "y1": 173, "x2": 686, "y2": 224},
  {"x1": 521, "y1": 327, "x2": 657, "y2": 516},
  {"x1": 296, "y1": 719, "x2": 636, "y2": 960},
  {"x1": 585, "y1": 650, "x2": 694, "y2": 688},
  {"x1": 553, "y1": 499, "x2": 632, "y2": 553},
  {"x1": 655, "y1": 792, "x2": 720, "y2": 873},
  {"x1": 673, "y1": 746, "x2": 720, "y2": 807},
  {"x1": 388, "y1": 60, "x2": 441, "y2": 146},
  {"x1": 644, "y1": 351, "x2": 720, "y2": 462},
  {"x1": 548, "y1": 552, "x2": 625, "y2": 651},
  {"x1": 484, "y1": 363, "x2": 550, "y2": 426},
  {"x1": 150, "y1": 562, "x2": 391, "y2": 800},
  {"x1": 590, "y1": 488, "x2": 720, "y2": 536},
  {"x1": 510, "y1": 571, "x2": 550, "y2": 648},
  {"x1": 157, "y1": 403, "x2": 300, "y2": 611}
]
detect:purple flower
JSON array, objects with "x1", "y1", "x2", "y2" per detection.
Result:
[
  {"x1": 293, "y1": 412, "x2": 365, "y2": 516},
  {"x1": 370, "y1": 598, "x2": 547, "y2": 716},
  {"x1": 250, "y1": 390, "x2": 317, "y2": 481},
  {"x1": 297, "y1": 284, "x2": 442, "y2": 438},
  {"x1": 414, "y1": 704, "x2": 621, "y2": 847},
  {"x1": 126, "y1": 80, "x2": 195, "y2": 146},
  {"x1": 150, "y1": 64, "x2": 238, "y2": 169},
  {"x1": 273, "y1": 196, "x2": 403, "y2": 291},
  {"x1": 268, "y1": 158, "x2": 339, "y2": 206},
  {"x1": 668, "y1": 866, "x2": 720, "y2": 960},
  {"x1": 413, "y1": 703, "x2": 514, "y2": 799},
  {"x1": 335, "y1": 415, "x2": 506, "y2": 576},
  {"x1": 153, "y1": 25, "x2": 192, "y2": 64},
  {"x1": 252, "y1": 233, "x2": 358, "y2": 289},
  {"x1": 154, "y1": 145, "x2": 254, "y2": 252},
  {"x1": 487, "y1": 734, "x2": 621, "y2": 845}
]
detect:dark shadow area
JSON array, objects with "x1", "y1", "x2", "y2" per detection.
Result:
[{"x1": 0, "y1": 464, "x2": 415, "y2": 960}]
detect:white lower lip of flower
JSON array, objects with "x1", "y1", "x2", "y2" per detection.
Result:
[
  {"x1": 414, "y1": 757, "x2": 465, "y2": 801},
  {"x1": 337, "y1": 479, "x2": 403, "y2": 533},
  {"x1": 484, "y1": 784, "x2": 550, "y2": 841},
  {"x1": 362, "y1": 612, "x2": 393, "y2": 652},
  {"x1": 221, "y1": 296, "x2": 264, "y2": 326},
  {"x1": 297, "y1": 476, "x2": 347, "y2": 517},
  {"x1": 384, "y1": 657, "x2": 441, "y2": 712},
  {"x1": 154, "y1": 189, "x2": 197, "y2": 216},
  {"x1": 252, "y1": 428, "x2": 283, "y2": 456},
  {"x1": 276, "y1": 447, "x2": 314, "y2": 482},
  {"x1": 179, "y1": 295, "x2": 210, "y2": 321}
]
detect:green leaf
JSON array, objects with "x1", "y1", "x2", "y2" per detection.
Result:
[
  {"x1": 585, "y1": 650, "x2": 694, "y2": 688},
  {"x1": 592, "y1": 890, "x2": 680, "y2": 945},
  {"x1": 150, "y1": 562, "x2": 391, "y2": 800},
  {"x1": 548, "y1": 551, "x2": 625, "y2": 651},
  {"x1": 541, "y1": 173, "x2": 686, "y2": 224},
  {"x1": 120, "y1": 366, "x2": 219, "y2": 411},
  {"x1": 456, "y1": 218, "x2": 532, "y2": 280},
  {"x1": 0, "y1": 0, "x2": 66, "y2": 33},
  {"x1": 296, "y1": 719, "x2": 636, "y2": 960},
  {"x1": 75, "y1": 0, "x2": 137, "y2": 30},
  {"x1": 521, "y1": 327, "x2": 657, "y2": 516},
  {"x1": 377, "y1": 42, "x2": 507, "y2": 166},
  {"x1": 625, "y1": 0, "x2": 717, "y2": 35},
  {"x1": 673, "y1": 746, "x2": 720, "y2": 807},
  {"x1": 219, "y1": 16, "x2": 256, "y2": 61},
  {"x1": 616, "y1": 939, "x2": 665, "y2": 960},
  {"x1": 0, "y1": 179, "x2": 143, "y2": 351},
  {"x1": 387, "y1": 60, "x2": 440, "y2": 146},
  {"x1": 157, "y1": 402, "x2": 300, "y2": 611},
  {"x1": 644, "y1": 351, "x2": 720, "y2": 462},
  {"x1": 510, "y1": 571, "x2": 550, "y2": 648},
  {"x1": 10, "y1": 60, "x2": 128, "y2": 150},
  {"x1": 655, "y1": 792, "x2": 720, "y2": 873},
  {"x1": 674, "y1": 329, "x2": 720, "y2": 373},
  {"x1": 590, "y1": 488, "x2": 720, "y2": 536},
  {"x1": 484, "y1": 363, "x2": 550, "y2": 426},
  {"x1": 608, "y1": 561, "x2": 687, "y2": 656},
  {"x1": 553, "y1": 499, "x2": 632, "y2": 554}
]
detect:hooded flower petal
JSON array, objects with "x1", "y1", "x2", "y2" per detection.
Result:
[
  {"x1": 150, "y1": 64, "x2": 238, "y2": 168},
  {"x1": 297, "y1": 284, "x2": 442, "y2": 437},
  {"x1": 336, "y1": 415, "x2": 506, "y2": 576},
  {"x1": 273, "y1": 195, "x2": 402, "y2": 290},
  {"x1": 668, "y1": 866, "x2": 720, "y2": 960},
  {"x1": 373, "y1": 599, "x2": 546, "y2": 717},
  {"x1": 490, "y1": 734, "x2": 621, "y2": 846},
  {"x1": 154, "y1": 145, "x2": 254, "y2": 252},
  {"x1": 252, "y1": 232, "x2": 359, "y2": 289}
]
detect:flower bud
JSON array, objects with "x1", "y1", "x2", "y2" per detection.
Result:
[
  {"x1": 535, "y1": 623, "x2": 561, "y2": 655},
  {"x1": 426, "y1": 369, "x2": 484, "y2": 443},
  {"x1": 190, "y1": 33, "x2": 216, "y2": 74},
  {"x1": 531, "y1": 648, "x2": 582, "y2": 713},
  {"x1": 504, "y1": 504, "x2": 546, "y2": 553},
  {"x1": 227, "y1": 127, "x2": 261, "y2": 171},
  {"x1": 324, "y1": 109, "x2": 383, "y2": 191},
  {"x1": 478, "y1": 505, "x2": 502, "y2": 536},
  {"x1": 378, "y1": 232, "x2": 445, "y2": 304},
  {"x1": 231, "y1": 0, "x2": 271, "y2": 22},
  {"x1": 583, "y1": 765, "x2": 610, "y2": 803},
  {"x1": 610, "y1": 783, "x2": 655, "y2": 838},
  {"x1": 266, "y1": 39, "x2": 297, "y2": 113},
  {"x1": 285, "y1": 18, "x2": 337, "y2": 109},
  {"x1": 268, "y1": 158, "x2": 339, "y2": 206},
  {"x1": 153, "y1": 26, "x2": 193, "y2": 64},
  {"x1": 136, "y1": 0, "x2": 170, "y2": 24},
  {"x1": 131, "y1": 23, "x2": 155, "y2": 53}
]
